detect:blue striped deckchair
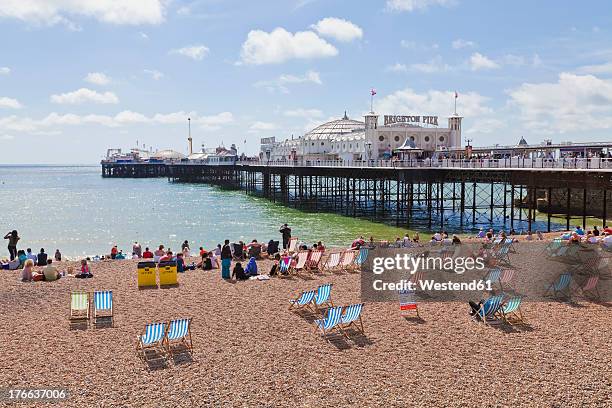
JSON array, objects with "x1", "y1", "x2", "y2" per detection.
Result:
[
  {"x1": 494, "y1": 241, "x2": 512, "y2": 264},
  {"x1": 473, "y1": 294, "x2": 504, "y2": 324},
  {"x1": 314, "y1": 306, "x2": 344, "y2": 338},
  {"x1": 164, "y1": 318, "x2": 193, "y2": 357},
  {"x1": 354, "y1": 248, "x2": 369, "y2": 270},
  {"x1": 398, "y1": 289, "x2": 419, "y2": 317},
  {"x1": 313, "y1": 283, "x2": 333, "y2": 311},
  {"x1": 289, "y1": 289, "x2": 316, "y2": 310},
  {"x1": 340, "y1": 303, "x2": 365, "y2": 335},
  {"x1": 278, "y1": 257, "x2": 291, "y2": 276},
  {"x1": 498, "y1": 296, "x2": 525, "y2": 325},
  {"x1": 545, "y1": 273, "x2": 572, "y2": 299},
  {"x1": 137, "y1": 322, "x2": 167, "y2": 359},
  {"x1": 483, "y1": 268, "x2": 502, "y2": 286},
  {"x1": 93, "y1": 290, "x2": 113, "y2": 327},
  {"x1": 70, "y1": 291, "x2": 89, "y2": 326}
]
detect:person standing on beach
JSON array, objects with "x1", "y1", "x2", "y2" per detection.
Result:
[
  {"x1": 221, "y1": 239, "x2": 232, "y2": 279},
  {"x1": 279, "y1": 224, "x2": 291, "y2": 249},
  {"x1": 4, "y1": 230, "x2": 19, "y2": 261},
  {"x1": 132, "y1": 242, "x2": 142, "y2": 258}
]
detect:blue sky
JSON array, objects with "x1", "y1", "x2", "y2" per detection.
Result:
[{"x1": 1, "y1": 0, "x2": 612, "y2": 164}]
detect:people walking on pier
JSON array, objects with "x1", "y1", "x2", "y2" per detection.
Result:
[
  {"x1": 4, "y1": 230, "x2": 19, "y2": 261},
  {"x1": 280, "y1": 224, "x2": 292, "y2": 249},
  {"x1": 221, "y1": 239, "x2": 232, "y2": 279}
]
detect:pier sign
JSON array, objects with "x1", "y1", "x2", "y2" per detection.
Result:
[{"x1": 384, "y1": 115, "x2": 438, "y2": 126}]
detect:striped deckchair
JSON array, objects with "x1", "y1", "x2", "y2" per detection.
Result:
[
  {"x1": 577, "y1": 275, "x2": 600, "y2": 301},
  {"x1": 498, "y1": 296, "x2": 525, "y2": 325},
  {"x1": 289, "y1": 289, "x2": 316, "y2": 310},
  {"x1": 409, "y1": 270, "x2": 425, "y2": 289},
  {"x1": 339, "y1": 250, "x2": 356, "y2": 272},
  {"x1": 323, "y1": 252, "x2": 341, "y2": 272},
  {"x1": 164, "y1": 318, "x2": 193, "y2": 357},
  {"x1": 291, "y1": 252, "x2": 308, "y2": 275},
  {"x1": 340, "y1": 303, "x2": 365, "y2": 335},
  {"x1": 137, "y1": 322, "x2": 167, "y2": 359},
  {"x1": 398, "y1": 289, "x2": 419, "y2": 317},
  {"x1": 499, "y1": 269, "x2": 515, "y2": 291},
  {"x1": 313, "y1": 283, "x2": 333, "y2": 311},
  {"x1": 545, "y1": 273, "x2": 572, "y2": 299},
  {"x1": 354, "y1": 248, "x2": 369, "y2": 270},
  {"x1": 278, "y1": 256, "x2": 291, "y2": 276},
  {"x1": 314, "y1": 306, "x2": 344, "y2": 338},
  {"x1": 483, "y1": 268, "x2": 502, "y2": 286},
  {"x1": 494, "y1": 241, "x2": 512, "y2": 264},
  {"x1": 472, "y1": 294, "x2": 504, "y2": 324},
  {"x1": 288, "y1": 237, "x2": 298, "y2": 253},
  {"x1": 70, "y1": 291, "x2": 89, "y2": 326},
  {"x1": 306, "y1": 250, "x2": 324, "y2": 273},
  {"x1": 93, "y1": 290, "x2": 113, "y2": 327}
]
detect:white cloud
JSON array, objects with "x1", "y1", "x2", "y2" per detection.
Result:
[
  {"x1": 114, "y1": 110, "x2": 148, "y2": 124},
  {"x1": 143, "y1": 69, "x2": 163, "y2": 80},
  {"x1": 254, "y1": 70, "x2": 322, "y2": 93},
  {"x1": 501, "y1": 54, "x2": 526, "y2": 66},
  {"x1": 532, "y1": 54, "x2": 542, "y2": 67},
  {"x1": 195, "y1": 112, "x2": 234, "y2": 130},
  {"x1": 311, "y1": 17, "x2": 363, "y2": 42},
  {"x1": 0, "y1": 97, "x2": 23, "y2": 109},
  {"x1": 465, "y1": 118, "x2": 505, "y2": 135},
  {"x1": 0, "y1": 0, "x2": 167, "y2": 26},
  {"x1": 452, "y1": 39, "x2": 476, "y2": 49},
  {"x1": 411, "y1": 56, "x2": 450, "y2": 73},
  {"x1": 139, "y1": 31, "x2": 149, "y2": 39},
  {"x1": 469, "y1": 52, "x2": 500, "y2": 71},
  {"x1": 0, "y1": 67, "x2": 10, "y2": 75},
  {"x1": 249, "y1": 121, "x2": 278, "y2": 132},
  {"x1": 0, "y1": 134, "x2": 14, "y2": 140},
  {"x1": 170, "y1": 45, "x2": 209, "y2": 60},
  {"x1": 84, "y1": 72, "x2": 111, "y2": 86},
  {"x1": 240, "y1": 27, "x2": 338, "y2": 65},
  {"x1": 283, "y1": 108, "x2": 323, "y2": 118},
  {"x1": 386, "y1": 0, "x2": 454, "y2": 12},
  {"x1": 50, "y1": 88, "x2": 119, "y2": 104},
  {"x1": 577, "y1": 62, "x2": 612, "y2": 75},
  {"x1": 508, "y1": 73, "x2": 612, "y2": 133},
  {"x1": 400, "y1": 40, "x2": 438, "y2": 50},
  {"x1": 386, "y1": 63, "x2": 408, "y2": 73},
  {"x1": 376, "y1": 87, "x2": 493, "y2": 117}
]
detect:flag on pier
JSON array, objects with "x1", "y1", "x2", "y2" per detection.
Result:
[{"x1": 371, "y1": 88, "x2": 377, "y2": 96}]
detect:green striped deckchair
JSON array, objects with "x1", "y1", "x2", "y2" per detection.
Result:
[{"x1": 70, "y1": 291, "x2": 90, "y2": 326}]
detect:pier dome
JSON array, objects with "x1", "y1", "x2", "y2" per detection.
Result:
[
  {"x1": 151, "y1": 149, "x2": 186, "y2": 160},
  {"x1": 304, "y1": 112, "x2": 365, "y2": 140}
]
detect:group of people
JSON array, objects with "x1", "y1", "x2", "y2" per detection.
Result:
[{"x1": 562, "y1": 225, "x2": 612, "y2": 248}]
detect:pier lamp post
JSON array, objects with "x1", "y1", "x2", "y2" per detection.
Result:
[{"x1": 365, "y1": 141, "x2": 372, "y2": 165}]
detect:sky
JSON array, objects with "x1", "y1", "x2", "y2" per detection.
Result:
[{"x1": 1, "y1": 0, "x2": 612, "y2": 164}]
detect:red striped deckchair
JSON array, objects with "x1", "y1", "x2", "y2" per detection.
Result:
[{"x1": 306, "y1": 250, "x2": 324, "y2": 273}]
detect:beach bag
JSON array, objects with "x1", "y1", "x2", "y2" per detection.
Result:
[{"x1": 32, "y1": 273, "x2": 44, "y2": 282}]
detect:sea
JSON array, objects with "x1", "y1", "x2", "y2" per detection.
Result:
[{"x1": 0, "y1": 165, "x2": 411, "y2": 259}]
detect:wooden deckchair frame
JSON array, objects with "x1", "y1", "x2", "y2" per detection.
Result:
[
  {"x1": 93, "y1": 290, "x2": 114, "y2": 328},
  {"x1": 137, "y1": 322, "x2": 167, "y2": 360},
  {"x1": 164, "y1": 318, "x2": 194, "y2": 358},
  {"x1": 69, "y1": 291, "x2": 90, "y2": 327},
  {"x1": 340, "y1": 304, "x2": 365, "y2": 336}
]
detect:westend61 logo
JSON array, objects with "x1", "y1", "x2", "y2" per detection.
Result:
[{"x1": 371, "y1": 253, "x2": 489, "y2": 292}]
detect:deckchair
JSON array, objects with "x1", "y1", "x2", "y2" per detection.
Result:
[
  {"x1": 339, "y1": 250, "x2": 356, "y2": 272},
  {"x1": 291, "y1": 251, "x2": 309, "y2": 275},
  {"x1": 340, "y1": 303, "x2": 365, "y2": 335},
  {"x1": 137, "y1": 322, "x2": 167, "y2": 359},
  {"x1": 164, "y1": 318, "x2": 193, "y2": 357},
  {"x1": 482, "y1": 268, "x2": 502, "y2": 287},
  {"x1": 499, "y1": 269, "x2": 515, "y2": 291},
  {"x1": 313, "y1": 283, "x2": 333, "y2": 311},
  {"x1": 278, "y1": 256, "x2": 291, "y2": 276},
  {"x1": 231, "y1": 243, "x2": 245, "y2": 261},
  {"x1": 289, "y1": 289, "x2": 316, "y2": 310},
  {"x1": 409, "y1": 270, "x2": 425, "y2": 289},
  {"x1": 288, "y1": 237, "x2": 298, "y2": 253},
  {"x1": 93, "y1": 290, "x2": 113, "y2": 327},
  {"x1": 323, "y1": 252, "x2": 341, "y2": 272},
  {"x1": 354, "y1": 247, "x2": 369, "y2": 270},
  {"x1": 314, "y1": 306, "x2": 344, "y2": 338},
  {"x1": 398, "y1": 289, "x2": 419, "y2": 317},
  {"x1": 70, "y1": 291, "x2": 89, "y2": 326},
  {"x1": 494, "y1": 241, "x2": 512, "y2": 264},
  {"x1": 472, "y1": 294, "x2": 504, "y2": 324},
  {"x1": 498, "y1": 296, "x2": 525, "y2": 325},
  {"x1": 545, "y1": 273, "x2": 572, "y2": 299},
  {"x1": 306, "y1": 250, "x2": 324, "y2": 273},
  {"x1": 577, "y1": 275, "x2": 600, "y2": 301}
]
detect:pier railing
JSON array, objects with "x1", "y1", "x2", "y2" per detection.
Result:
[{"x1": 238, "y1": 157, "x2": 612, "y2": 170}]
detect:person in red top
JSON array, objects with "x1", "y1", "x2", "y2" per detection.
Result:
[
  {"x1": 142, "y1": 247, "x2": 154, "y2": 259},
  {"x1": 110, "y1": 245, "x2": 118, "y2": 259},
  {"x1": 159, "y1": 251, "x2": 173, "y2": 262}
]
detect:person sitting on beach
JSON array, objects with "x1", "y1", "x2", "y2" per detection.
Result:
[
  {"x1": 200, "y1": 252, "x2": 213, "y2": 270},
  {"x1": 43, "y1": 259, "x2": 60, "y2": 281},
  {"x1": 402, "y1": 234, "x2": 411, "y2": 247},
  {"x1": 232, "y1": 262, "x2": 249, "y2": 280},
  {"x1": 593, "y1": 226, "x2": 600, "y2": 237},
  {"x1": 536, "y1": 231, "x2": 544, "y2": 240},
  {"x1": 468, "y1": 299, "x2": 484, "y2": 319},
  {"x1": 429, "y1": 236, "x2": 437, "y2": 245},
  {"x1": 154, "y1": 245, "x2": 165, "y2": 258},
  {"x1": 142, "y1": 247, "x2": 154, "y2": 259},
  {"x1": 36, "y1": 248, "x2": 48, "y2": 266},
  {"x1": 175, "y1": 253, "x2": 186, "y2": 272},
  {"x1": 26, "y1": 248, "x2": 37, "y2": 263},
  {"x1": 604, "y1": 225, "x2": 612, "y2": 235},
  {"x1": 394, "y1": 237, "x2": 402, "y2": 247},
  {"x1": 433, "y1": 231, "x2": 442, "y2": 241},
  {"x1": 110, "y1": 245, "x2": 118, "y2": 259},
  {"x1": 485, "y1": 229, "x2": 494, "y2": 240},
  {"x1": 132, "y1": 242, "x2": 142, "y2": 258},
  {"x1": 246, "y1": 240, "x2": 262, "y2": 259},
  {"x1": 477, "y1": 228, "x2": 485, "y2": 239},
  {"x1": 17, "y1": 250, "x2": 27, "y2": 267},
  {"x1": 159, "y1": 251, "x2": 173, "y2": 262},
  {"x1": 76, "y1": 259, "x2": 93, "y2": 278},
  {"x1": 601, "y1": 234, "x2": 612, "y2": 249},
  {"x1": 574, "y1": 226, "x2": 585, "y2": 236},
  {"x1": 525, "y1": 231, "x2": 533, "y2": 241},
  {"x1": 413, "y1": 232, "x2": 420, "y2": 243},
  {"x1": 214, "y1": 244, "x2": 222, "y2": 258},
  {"x1": 452, "y1": 235, "x2": 461, "y2": 245},
  {"x1": 569, "y1": 232, "x2": 581, "y2": 244},
  {"x1": 54, "y1": 249, "x2": 61, "y2": 262},
  {"x1": 244, "y1": 257, "x2": 258, "y2": 276},
  {"x1": 21, "y1": 259, "x2": 34, "y2": 282},
  {"x1": 115, "y1": 250, "x2": 126, "y2": 260}
]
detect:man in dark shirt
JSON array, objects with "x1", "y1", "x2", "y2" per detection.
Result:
[
  {"x1": 279, "y1": 224, "x2": 291, "y2": 249},
  {"x1": 36, "y1": 248, "x2": 48, "y2": 266},
  {"x1": 221, "y1": 239, "x2": 232, "y2": 279}
]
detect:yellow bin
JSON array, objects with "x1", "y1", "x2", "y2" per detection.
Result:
[
  {"x1": 159, "y1": 261, "x2": 178, "y2": 286},
  {"x1": 137, "y1": 261, "x2": 157, "y2": 288}
]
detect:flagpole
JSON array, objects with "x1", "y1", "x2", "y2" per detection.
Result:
[{"x1": 370, "y1": 93, "x2": 373, "y2": 113}]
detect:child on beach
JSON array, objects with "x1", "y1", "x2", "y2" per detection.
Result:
[
  {"x1": 232, "y1": 262, "x2": 249, "y2": 280},
  {"x1": 76, "y1": 259, "x2": 93, "y2": 278},
  {"x1": 21, "y1": 259, "x2": 34, "y2": 282}
]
